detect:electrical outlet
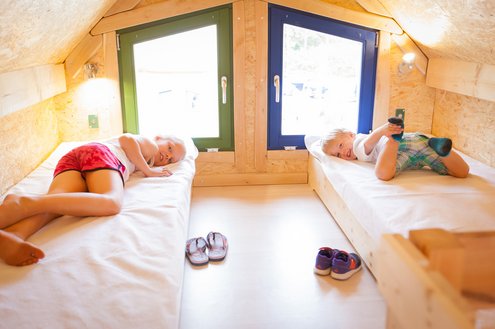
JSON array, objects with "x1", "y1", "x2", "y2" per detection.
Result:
[{"x1": 88, "y1": 114, "x2": 99, "y2": 129}]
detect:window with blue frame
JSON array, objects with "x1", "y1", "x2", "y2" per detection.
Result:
[{"x1": 268, "y1": 5, "x2": 378, "y2": 150}]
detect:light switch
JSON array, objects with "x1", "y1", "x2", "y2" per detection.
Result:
[{"x1": 88, "y1": 115, "x2": 99, "y2": 128}]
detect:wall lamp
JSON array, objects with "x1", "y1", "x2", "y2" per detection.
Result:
[
  {"x1": 84, "y1": 63, "x2": 98, "y2": 79},
  {"x1": 398, "y1": 52, "x2": 416, "y2": 75}
]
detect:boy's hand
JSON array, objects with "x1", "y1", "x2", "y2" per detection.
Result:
[
  {"x1": 385, "y1": 123, "x2": 403, "y2": 140},
  {"x1": 145, "y1": 166, "x2": 173, "y2": 177},
  {"x1": 376, "y1": 122, "x2": 403, "y2": 140}
]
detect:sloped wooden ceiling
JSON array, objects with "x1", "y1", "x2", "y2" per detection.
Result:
[
  {"x1": 0, "y1": 0, "x2": 493, "y2": 81},
  {"x1": 0, "y1": 0, "x2": 116, "y2": 75},
  {"x1": 363, "y1": 0, "x2": 495, "y2": 66}
]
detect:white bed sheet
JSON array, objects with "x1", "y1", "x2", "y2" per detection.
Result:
[
  {"x1": 0, "y1": 138, "x2": 198, "y2": 329},
  {"x1": 305, "y1": 135, "x2": 495, "y2": 241}
]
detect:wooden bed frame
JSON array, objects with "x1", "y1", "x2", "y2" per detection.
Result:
[
  {"x1": 307, "y1": 155, "x2": 379, "y2": 275},
  {"x1": 308, "y1": 154, "x2": 492, "y2": 329}
]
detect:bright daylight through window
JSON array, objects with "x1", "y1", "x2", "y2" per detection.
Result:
[
  {"x1": 133, "y1": 25, "x2": 219, "y2": 138},
  {"x1": 281, "y1": 24, "x2": 363, "y2": 136}
]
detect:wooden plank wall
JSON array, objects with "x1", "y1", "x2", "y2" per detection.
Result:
[
  {"x1": 0, "y1": 64, "x2": 66, "y2": 118},
  {"x1": 0, "y1": 99, "x2": 59, "y2": 195},
  {"x1": 84, "y1": 0, "x2": 401, "y2": 186},
  {"x1": 2, "y1": 0, "x2": 494, "y2": 194}
]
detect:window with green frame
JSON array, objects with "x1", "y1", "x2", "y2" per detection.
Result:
[{"x1": 118, "y1": 6, "x2": 234, "y2": 151}]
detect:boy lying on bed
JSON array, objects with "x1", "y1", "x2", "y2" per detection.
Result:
[
  {"x1": 321, "y1": 117, "x2": 469, "y2": 181},
  {"x1": 0, "y1": 133, "x2": 186, "y2": 266}
]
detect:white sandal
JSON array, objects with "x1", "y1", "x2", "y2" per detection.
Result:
[
  {"x1": 185, "y1": 237, "x2": 209, "y2": 266},
  {"x1": 206, "y1": 232, "x2": 228, "y2": 261}
]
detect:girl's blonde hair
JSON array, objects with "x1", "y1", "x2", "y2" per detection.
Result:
[{"x1": 154, "y1": 135, "x2": 186, "y2": 162}]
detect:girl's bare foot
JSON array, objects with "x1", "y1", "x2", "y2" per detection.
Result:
[
  {"x1": 0, "y1": 194, "x2": 32, "y2": 228},
  {"x1": 0, "y1": 230, "x2": 45, "y2": 266}
]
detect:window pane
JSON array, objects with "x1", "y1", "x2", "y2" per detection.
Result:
[
  {"x1": 133, "y1": 25, "x2": 219, "y2": 137},
  {"x1": 281, "y1": 24, "x2": 363, "y2": 135}
]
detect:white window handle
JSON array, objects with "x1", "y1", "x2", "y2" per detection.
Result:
[
  {"x1": 221, "y1": 76, "x2": 227, "y2": 104},
  {"x1": 274, "y1": 75, "x2": 280, "y2": 103}
]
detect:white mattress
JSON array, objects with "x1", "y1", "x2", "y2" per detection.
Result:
[
  {"x1": 0, "y1": 138, "x2": 198, "y2": 329},
  {"x1": 305, "y1": 135, "x2": 495, "y2": 241}
]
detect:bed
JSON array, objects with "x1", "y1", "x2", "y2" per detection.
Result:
[
  {"x1": 306, "y1": 135, "x2": 495, "y2": 328},
  {"x1": 305, "y1": 135, "x2": 495, "y2": 273},
  {"x1": 0, "y1": 138, "x2": 198, "y2": 329}
]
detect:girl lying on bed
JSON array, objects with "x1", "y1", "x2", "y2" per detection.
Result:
[
  {"x1": 321, "y1": 117, "x2": 469, "y2": 181},
  {"x1": 0, "y1": 133, "x2": 186, "y2": 267}
]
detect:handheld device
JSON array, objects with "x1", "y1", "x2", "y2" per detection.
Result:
[{"x1": 389, "y1": 108, "x2": 405, "y2": 141}]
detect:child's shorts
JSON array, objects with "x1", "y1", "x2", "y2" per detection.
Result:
[
  {"x1": 395, "y1": 133, "x2": 448, "y2": 175},
  {"x1": 53, "y1": 143, "x2": 126, "y2": 183}
]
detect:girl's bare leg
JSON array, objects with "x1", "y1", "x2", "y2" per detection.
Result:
[
  {"x1": 0, "y1": 171, "x2": 87, "y2": 266},
  {"x1": 0, "y1": 169, "x2": 124, "y2": 266},
  {"x1": 440, "y1": 150, "x2": 470, "y2": 178},
  {"x1": 2, "y1": 171, "x2": 88, "y2": 234},
  {"x1": 0, "y1": 170, "x2": 124, "y2": 229},
  {"x1": 375, "y1": 139, "x2": 399, "y2": 181}
]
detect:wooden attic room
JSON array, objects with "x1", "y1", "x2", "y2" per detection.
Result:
[{"x1": 0, "y1": 0, "x2": 494, "y2": 328}]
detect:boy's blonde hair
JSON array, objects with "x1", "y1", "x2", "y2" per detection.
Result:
[{"x1": 321, "y1": 128, "x2": 352, "y2": 155}]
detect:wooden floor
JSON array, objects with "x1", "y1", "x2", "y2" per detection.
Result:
[{"x1": 179, "y1": 184, "x2": 386, "y2": 329}]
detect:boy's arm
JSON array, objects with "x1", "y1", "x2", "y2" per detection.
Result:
[{"x1": 362, "y1": 122, "x2": 402, "y2": 155}]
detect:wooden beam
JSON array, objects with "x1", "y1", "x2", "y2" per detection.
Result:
[
  {"x1": 65, "y1": 33, "x2": 103, "y2": 79},
  {"x1": 92, "y1": 0, "x2": 237, "y2": 35},
  {"x1": 392, "y1": 33, "x2": 428, "y2": 75},
  {"x1": 254, "y1": 0, "x2": 269, "y2": 171},
  {"x1": 193, "y1": 172, "x2": 307, "y2": 186},
  {"x1": 373, "y1": 30, "x2": 391, "y2": 130},
  {"x1": 103, "y1": 31, "x2": 124, "y2": 135},
  {"x1": 409, "y1": 229, "x2": 465, "y2": 290},
  {"x1": 376, "y1": 234, "x2": 473, "y2": 329},
  {"x1": 104, "y1": 0, "x2": 141, "y2": 17},
  {"x1": 263, "y1": 0, "x2": 402, "y2": 34},
  {"x1": 267, "y1": 150, "x2": 308, "y2": 160},
  {"x1": 0, "y1": 64, "x2": 66, "y2": 117},
  {"x1": 196, "y1": 151, "x2": 235, "y2": 163},
  {"x1": 355, "y1": 0, "x2": 392, "y2": 18},
  {"x1": 233, "y1": 1, "x2": 248, "y2": 171},
  {"x1": 426, "y1": 58, "x2": 495, "y2": 102},
  {"x1": 308, "y1": 156, "x2": 377, "y2": 272}
]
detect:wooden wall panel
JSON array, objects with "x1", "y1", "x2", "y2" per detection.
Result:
[
  {"x1": 372, "y1": 31, "x2": 391, "y2": 130},
  {"x1": 379, "y1": 0, "x2": 495, "y2": 66},
  {"x1": 243, "y1": 0, "x2": 258, "y2": 172},
  {"x1": 65, "y1": 34, "x2": 103, "y2": 79},
  {"x1": 0, "y1": 0, "x2": 116, "y2": 75},
  {"x1": 104, "y1": 0, "x2": 141, "y2": 17},
  {"x1": 389, "y1": 43, "x2": 435, "y2": 134},
  {"x1": 5, "y1": 0, "x2": 493, "y2": 193},
  {"x1": 263, "y1": 0, "x2": 402, "y2": 34},
  {"x1": 392, "y1": 33, "x2": 428, "y2": 76},
  {"x1": 254, "y1": 0, "x2": 269, "y2": 172},
  {"x1": 0, "y1": 64, "x2": 66, "y2": 118},
  {"x1": 0, "y1": 99, "x2": 59, "y2": 195},
  {"x1": 55, "y1": 47, "x2": 119, "y2": 142},
  {"x1": 426, "y1": 58, "x2": 495, "y2": 102},
  {"x1": 432, "y1": 91, "x2": 495, "y2": 167},
  {"x1": 103, "y1": 31, "x2": 124, "y2": 136},
  {"x1": 232, "y1": 1, "x2": 249, "y2": 171},
  {"x1": 92, "y1": 0, "x2": 237, "y2": 34}
]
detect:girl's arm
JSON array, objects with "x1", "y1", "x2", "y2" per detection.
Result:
[{"x1": 118, "y1": 134, "x2": 171, "y2": 177}]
